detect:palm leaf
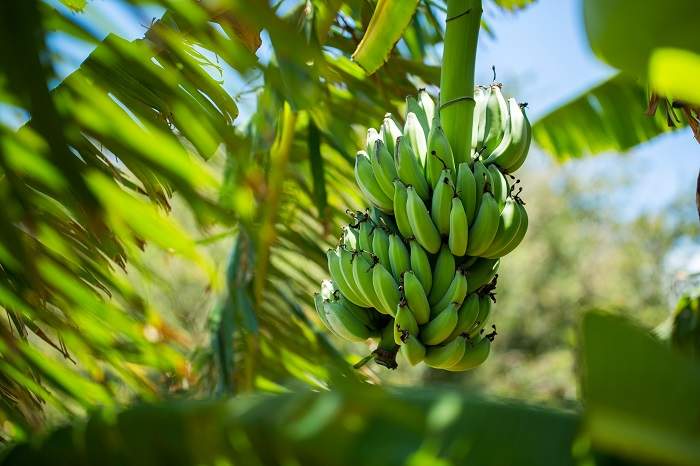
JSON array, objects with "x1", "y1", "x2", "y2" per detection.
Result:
[
  {"x1": 0, "y1": 386, "x2": 579, "y2": 466},
  {"x1": 532, "y1": 74, "x2": 683, "y2": 160},
  {"x1": 0, "y1": 0, "x2": 451, "y2": 438},
  {"x1": 352, "y1": 1, "x2": 420, "y2": 75}
]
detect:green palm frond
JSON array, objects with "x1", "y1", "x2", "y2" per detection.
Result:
[{"x1": 0, "y1": 0, "x2": 450, "y2": 437}]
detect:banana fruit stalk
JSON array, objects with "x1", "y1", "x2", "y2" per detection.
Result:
[{"x1": 317, "y1": 86, "x2": 532, "y2": 371}]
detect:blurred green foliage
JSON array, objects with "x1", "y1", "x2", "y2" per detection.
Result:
[
  {"x1": 0, "y1": 0, "x2": 698, "y2": 464},
  {"x1": 535, "y1": 0, "x2": 700, "y2": 157}
]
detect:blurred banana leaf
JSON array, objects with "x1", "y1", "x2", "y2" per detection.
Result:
[
  {"x1": 491, "y1": 0, "x2": 536, "y2": 10},
  {"x1": 352, "y1": 1, "x2": 419, "y2": 75},
  {"x1": 0, "y1": 386, "x2": 580, "y2": 466},
  {"x1": 583, "y1": 0, "x2": 700, "y2": 80},
  {"x1": 649, "y1": 48, "x2": 700, "y2": 106},
  {"x1": 582, "y1": 312, "x2": 700, "y2": 466},
  {"x1": 535, "y1": 0, "x2": 699, "y2": 160},
  {"x1": 0, "y1": 0, "x2": 458, "y2": 438},
  {"x1": 532, "y1": 74, "x2": 681, "y2": 160}
]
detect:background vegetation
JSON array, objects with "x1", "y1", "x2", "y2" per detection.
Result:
[{"x1": 0, "y1": 0, "x2": 698, "y2": 464}]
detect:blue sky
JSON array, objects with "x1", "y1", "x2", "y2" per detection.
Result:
[{"x1": 8, "y1": 0, "x2": 699, "y2": 220}]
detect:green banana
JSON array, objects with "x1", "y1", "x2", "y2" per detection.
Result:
[
  {"x1": 323, "y1": 299, "x2": 373, "y2": 342},
  {"x1": 420, "y1": 303, "x2": 458, "y2": 346},
  {"x1": 466, "y1": 192, "x2": 500, "y2": 257},
  {"x1": 369, "y1": 206, "x2": 397, "y2": 234},
  {"x1": 355, "y1": 151, "x2": 393, "y2": 212},
  {"x1": 501, "y1": 107, "x2": 531, "y2": 173},
  {"x1": 394, "y1": 301, "x2": 419, "y2": 345},
  {"x1": 316, "y1": 86, "x2": 532, "y2": 370},
  {"x1": 430, "y1": 170, "x2": 455, "y2": 236},
  {"x1": 365, "y1": 128, "x2": 381, "y2": 156},
  {"x1": 448, "y1": 196, "x2": 468, "y2": 257},
  {"x1": 372, "y1": 263, "x2": 401, "y2": 317},
  {"x1": 424, "y1": 336, "x2": 466, "y2": 369},
  {"x1": 484, "y1": 98, "x2": 528, "y2": 170},
  {"x1": 426, "y1": 116, "x2": 455, "y2": 187},
  {"x1": 471, "y1": 86, "x2": 488, "y2": 156},
  {"x1": 448, "y1": 335, "x2": 492, "y2": 371},
  {"x1": 395, "y1": 136, "x2": 429, "y2": 201},
  {"x1": 465, "y1": 258, "x2": 500, "y2": 294},
  {"x1": 314, "y1": 292, "x2": 340, "y2": 338},
  {"x1": 418, "y1": 89, "x2": 435, "y2": 128},
  {"x1": 406, "y1": 185, "x2": 441, "y2": 254},
  {"x1": 406, "y1": 95, "x2": 430, "y2": 138},
  {"x1": 400, "y1": 334, "x2": 426, "y2": 366},
  {"x1": 433, "y1": 269, "x2": 469, "y2": 315},
  {"x1": 409, "y1": 240, "x2": 432, "y2": 293},
  {"x1": 352, "y1": 250, "x2": 383, "y2": 311},
  {"x1": 456, "y1": 162, "x2": 477, "y2": 224},
  {"x1": 472, "y1": 160, "x2": 492, "y2": 211},
  {"x1": 371, "y1": 226, "x2": 391, "y2": 266},
  {"x1": 429, "y1": 244, "x2": 456, "y2": 305},
  {"x1": 469, "y1": 295, "x2": 492, "y2": 338},
  {"x1": 482, "y1": 84, "x2": 509, "y2": 154},
  {"x1": 377, "y1": 320, "x2": 399, "y2": 352},
  {"x1": 342, "y1": 225, "x2": 360, "y2": 250},
  {"x1": 448, "y1": 293, "x2": 481, "y2": 340},
  {"x1": 358, "y1": 218, "x2": 373, "y2": 252},
  {"x1": 487, "y1": 201, "x2": 528, "y2": 258},
  {"x1": 392, "y1": 180, "x2": 414, "y2": 238},
  {"x1": 339, "y1": 246, "x2": 374, "y2": 307},
  {"x1": 403, "y1": 270, "x2": 430, "y2": 324},
  {"x1": 487, "y1": 164, "x2": 508, "y2": 210},
  {"x1": 404, "y1": 112, "x2": 428, "y2": 167},
  {"x1": 319, "y1": 278, "x2": 336, "y2": 301},
  {"x1": 327, "y1": 248, "x2": 370, "y2": 307},
  {"x1": 388, "y1": 234, "x2": 410, "y2": 280},
  {"x1": 380, "y1": 113, "x2": 402, "y2": 155},
  {"x1": 340, "y1": 294, "x2": 378, "y2": 330},
  {"x1": 370, "y1": 139, "x2": 398, "y2": 200},
  {"x1": 481, "y1": 198, "x2": 520, "y2": 258},
  {"x1": 321, "y1": 279, "x2": 377, "y2": 330}
]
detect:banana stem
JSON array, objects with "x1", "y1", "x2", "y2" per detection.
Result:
[{"x1": 439, "y1": 0, "x2": 482, "y2": 165}]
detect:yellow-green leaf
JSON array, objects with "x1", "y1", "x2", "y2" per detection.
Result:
[
  {"x1": 650, "y1": 48, "x2": 700, "y2": 105},
  {"x1": 351, "y1": 0, "x2": 419, "y2": 75}
]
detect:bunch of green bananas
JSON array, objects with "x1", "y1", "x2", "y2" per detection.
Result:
[{"x1": 315, "y1": 86, "x2": 531, "y2": 371}]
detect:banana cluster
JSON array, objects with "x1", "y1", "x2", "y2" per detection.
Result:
[{"x1": 315, "y1": 85, "x2": 531, "y2": 371}]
